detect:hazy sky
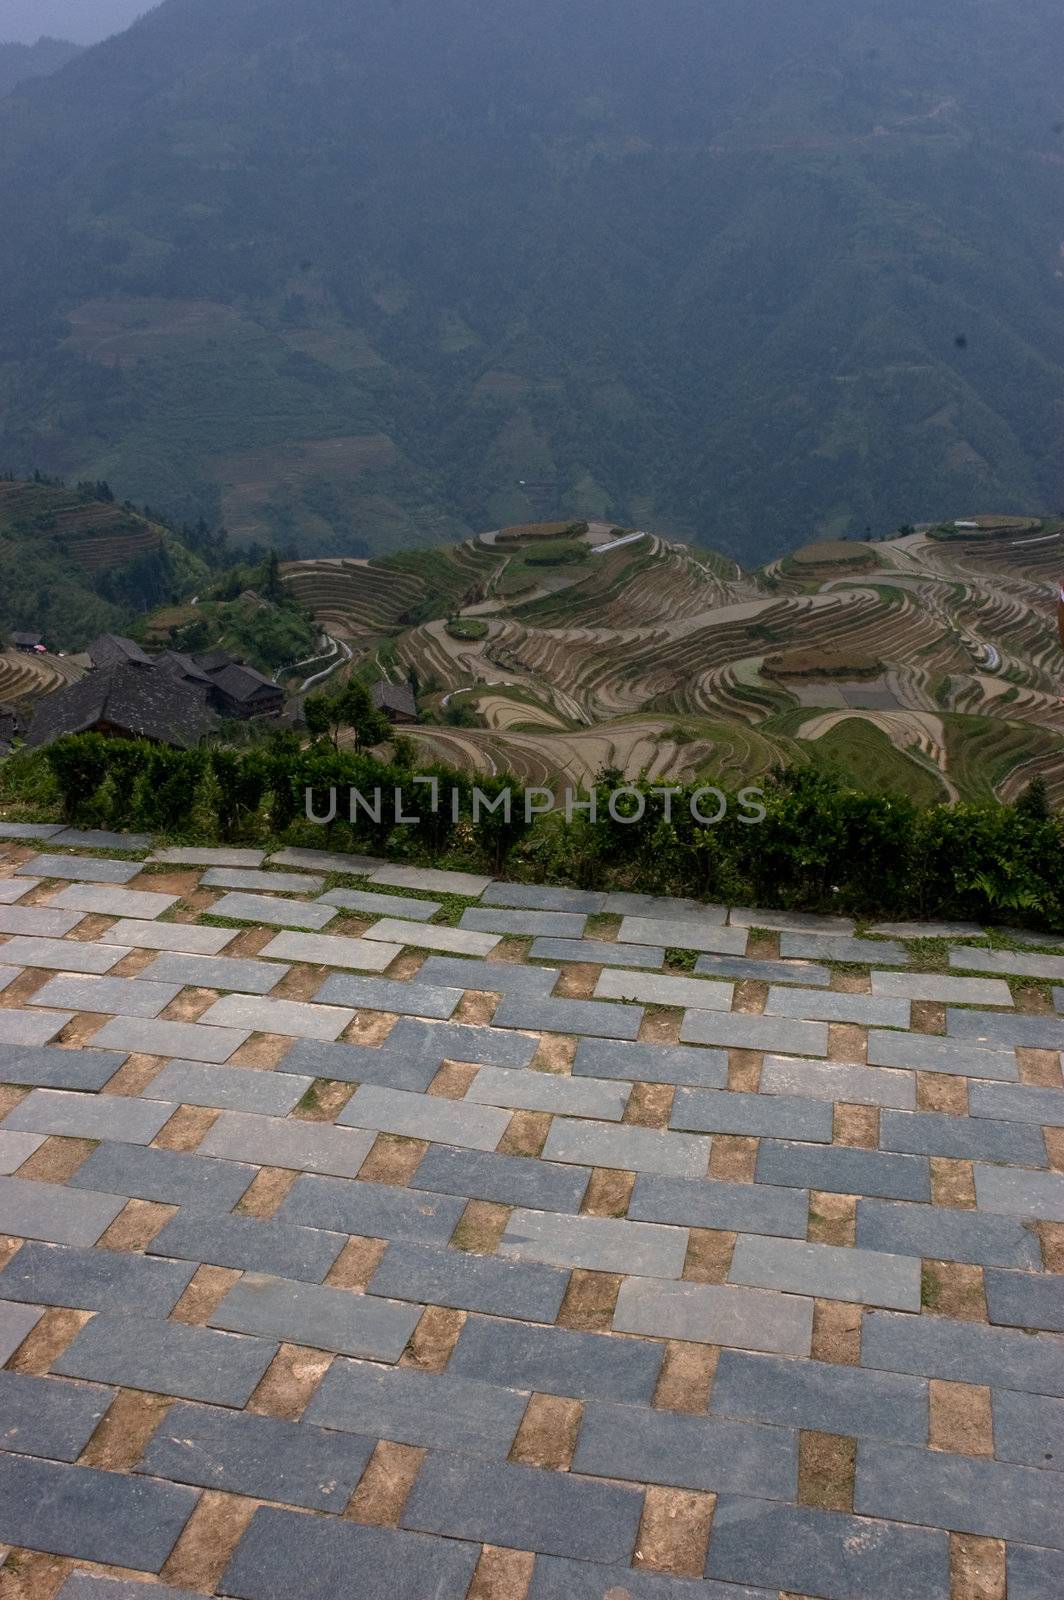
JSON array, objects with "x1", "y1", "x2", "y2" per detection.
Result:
[{"x1": 0, "y1": 0, "x2": 152, "y2": 45}]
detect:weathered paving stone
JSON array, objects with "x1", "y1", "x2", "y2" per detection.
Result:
[
  {"x1": 371, "y1": 862, "x2": 491, "y2": 896},
  {"x1": 135, "y1": 951, "x2": 289, "y2": 994},
  {"x1": 573, "y1": 1035, "x2": 728, "y2": 1088},
  {"x1": 500, "y1": 1206, "x2": 689, "y2": 1277},
  {"x1": 855, "y1": 1198, "x2": 1041, "y2": 1268},
  {"x1": 199, "y1": 1110, "x2": 375, "y2": 1177},
  {"x1": 0, "y1": 1129, "x2": 45, "y2": 1172},
  {"x1": 871, "y1": 918, "x2": 983, "y2": 938},
  {"x1": 729, "y1": 1236, "x2": 922, "y2": 1311},
  {"x1": 779, "y1": 933, "x2": 908, "y2": 965},
  {"x1": 870, "y1": 970, "x2": 1013, "y2": 1005},
  {"x1": 257, "y1": 929, "x2": 400, "y2": 970},
  {"x1": 604, "y1": 893, "x2": 728, "y2": 922},
  {"x1": 0, "y1": 1240, "x2": 195, "y2": 1315},
  {"x1": 51, "y1": 884, "x2": 179, "y2": 919},
  {"x1": 541, "y1": 1116, "x2": 711, "y2": 1177},
  {"x1": 0, "y1": 822, "x2": 63, "y2": 839},
  {"x1": 628, "y1": 1173, "x2": 809, "y2": 1238},
  {"x1": 0, "y1": 963, "x2": 20, "y2": 992},
  {"x1": 619, "y1": 916, "x2": 747, "y2": 954},
  {"x1": 613, "y1": 1278, "x2": 813, "y2": 1356},
  {"x1": 314, "y1": 972, "x2": 462, "y2": 1018},
  {"x1": 756, "y1": 1140, "x2": 931, "y2": 1201},
  {"x1": 304, "y1": 1357, "x2": 527, "y2": 1457},
  {"x1": 417, "y1": 954, "x2": 559, "y2": 995},
  {"x1": 952, "y1": 946, "x2": 1064, "y2": 981},
  {"x1": 974, "y1": 1164, "x2": 1064, "y2": 1220},
  {"x1": 196, "y1": 993, "x2": 356, "y2": 1042},
  {"x1": 763, "y1": 988, "x2": 910, "y2": 1027},
  {"x1": 527, "y1": 1556, "x2": 777, "y2": 1599},
  {"x1": 18, "y1": 852, "x2": 142, "y2": 884},
  {"x1": 1007, "y1": 1544, "x2": 1064, "y2": 1600},
  {"x1": 992, "y1": 1389, "x2": 1064, "y2": 1469},
  {"x1": 319, "y1": 886, "x2": 441, "y2": 920},
  {"x1": 0, "y1": 874, "x2": 39, "y2": 899},
  {"x1": 147, "y1": 1059, "x2": 312, "y2": 1115},
  {"x1": 402, "y1": 1449, "x2": 643, "y2": 1562},
  {"x1": 0, "y1": 1008, "x2": 74, "y2": 1045},
  {"x1": 694, "y1": 952, "x2": 832, "y2": 986},
  {"x1": 102, "y1": 918, "x2": 238, "y2": 954},
  {"x1": 275, "y1": 1036, "x2": 439, "y2": 1092},
  {"x1": 51, "y1": 828, "x2": 153, "y2": 851},
  {"x1": 711, "y1": 1349, "x2": 929, "y2": 1442},
  {"x1": 969, "y1": 1081, "x2": 1064, "y2": 1125},
  {"x1": 137, "y1": 1400, "x2": 375, "y2": 1511},
  {"x1": 947, "y1": 1008, "x2": 1064, "y2": 1050},
  {"x1": 671, "y1": 1086, "x2": 833, "y2": 1141},
  {"x1": 363, "y1": 917, "x2": 499, "y2": 955},
  {"x1": 594, "y1": 968, "x2": 734, "y2": 1010},
  {"x1": 482, "y1": 881, "x2": 608, "y2": 913},
  {"x1": 679, "y1": 1011, "x2": 829, "y2": 1056},
  {"x1": 339, "y1": 1082, "x2": 511, "y2": 1151},
  {"x1": 573, "y1": 1400, "x2": 797, "y2": 1498},
  {"x1": 148, "y1": 1209, "x2": 346, "y2": 1283},
  {"x1": 861, "y1": 1309, "x2": 1064, "y2": 1394},
  {"x1": 201, "y1": 867, "x2": 325, "y2": 894},
  {"x1": 3, "y1": 1088, "x2": 173, "y2": 1146},
  {"x1": 984, "y1": 1267, "x2": 1064, "y2": 1332},
  {"x1": 220, "y1": 1503, "x2": 480, "y2": 1600},
  {"x1": 0, "y1": 1043, "x2": 127, "y2": 1090},
  {"x1": 466, "y1": 1063, "x2": 629, "y2": 1120},
  {"x1": 369, "y1": 1239, "x2": 569, "y2": 1320},
  {"x1": 277, "y1": 1174, "x2": 465, "y2": 1245},
  {"x1": 70, "y1": 1142, "x2": 255, "y2": 1211},
  {"x1": 867, "y1": 1028, "x2": 1018, "y2": 1079},
  {"x1": 705, "y1": 1496, "x2": 950, "y2": 1599},
  {"x1": 879, "y1": 1108, "x2": 1047, "y2": 1163},
  {"x1": 0, "y1": 1175, "x2": 125, "y2": 1245},
  {"x1": 0, "y1": 1300, "x2": 44, "y2": 1362},
  {"x1": 460, "y1": 907, "x2": 589, "y2": 937},
  {"x1": 491, "y1": 993, "x2": 645, "y2": 1039},
  {"x1": 29, "y1": 973, "x2": 183, "y2": 1018},
  {"x1": 0, "y1": 934, "x2": 127, "y2": 972},
  {"x1": 531, "y1": 936, "x2": 664, "y2": 968},
  {"x1": 208, "y1": 890, "x2": 338, "y2": 930},
  {"x1": 855, "y1": 1439, "x2": 1064, "y2": 1548},
  {"x1": 411, "y1": 1143, "x2": 590, "y2": 1213},
  {"x1": 0, "y1": 904, "x2": 86, "y2": 936},
  {"x1": 0, "y1": 1452, "x2": 197, "y2": 1571},
  {"x1": 730, "y1": 908, "x2": 856, "y2": 934},
  {"x1": 90, "y1": 1015, "x2": 251, "y2": 1062},
  {"x1": 0, "y1": 1371, "x2": 113, "y2": 1460},
  {"x1": 209, "y1": 1271, "x2": 420, "y2": 1359},
  {"x1": 152, "y1": 846, "x2": 266, "y2": 867},
  {"x1": 54, "y1": 1313, "x2": 278, "y2": 1405},
  {"x1": 271, "y1": 846, "x2": 386, "y2": 875},
  {"x1": 381, "y1": 1015, "x2": 539, "y2": 1067}
]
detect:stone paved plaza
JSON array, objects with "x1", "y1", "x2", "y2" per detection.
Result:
[{"x1": 0, "y1": 825, "x2": 1062, "y2": 1598}]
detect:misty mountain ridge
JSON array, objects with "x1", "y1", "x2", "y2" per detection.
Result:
[{"x1": 0, "y1": 36, "x2": 81, "y2": 95}]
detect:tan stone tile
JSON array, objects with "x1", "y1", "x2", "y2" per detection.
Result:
[
  {"x1": 623, "y1": 1082, "x2": 674, "y2": 1128},
  {"x1": 811, "y1": 1299, "x2": 861, "y2": 1365},
  {"x1": 344, "y1": 1440, "x2": 424, "y2": 1526},
  {"x1": 358, "y1": 1133, "x2": 427, "y2": 1184},
  {"x1": 0, "y1": 1234, "x2": 22, "y2": 1269},
  {"x1": 653, "y1": 1341, "x2": 718, "y2": 1414},
  {"x1": 929, "y1": 1380, "x2": 994, "y2": 1456},
  {"x1": 917, "y1": 1074, "x2": 969, "y2": 1114},
  {"x1": 464, "y1": 1548, "x2": 535, "y2": 1600},
  {"x1": 922, "y1": 1261, "x2": 987, "y2": 1321},
  {"x1": 708, "y1": 1135, "x2": 757, "y2": 1182},
  {"x1": 832, "y1": 1104, "x2": 879, "y2": 1148},
  {"x1": 633, "y1": 1486, "x2": 715, "y2": 1578},
  {"x1": 399, "y1": 1305, "x2": 465, "y2": 1371},
  {"x1": 580, "y1": 1167, "x2": 635, "y2": 1218},
  {"x1": 52, "y1": 1013, "x2": 112, "y2": 1049},
  {"x1": 797, "y1": 1431, "x2": 855, "y2": 1511},
  {"x1": 247, "y1": 1343, "x2": 334, "y2": 1421},
  {"x1": 228, "y1": 1032, "x2": 293, "y2": 1068},
  {"x1": 831, "y1": 971, "x2": 871, "y2": 994},
  {"x1": 151, "y1": 1103, "x2": 218, "y2": 1152},
  {"x1": 1045, "y1": 1126, "x2": 1064, "y2": 1173},
  {"x1": 386, "y1": 950, "x2": 425, "y2": 980},
  {"x1": 496, "y1": 1109, "x2": 550, "y2": 1157},
  {"x1": 807, "y1": 1192, "x2": 856, "y2": 1247},
  {"x1": 1037, "y1": 1221, "x2": 1064, "y2": 1272},
  {"x1": 489, "y1": 938, "x2": 531, "y2": 966},
  {"x1": 267, "y1": 964, "x2": 325, "y2": 1002},
  {"x1": 451, "y1": 1199, "x2": 510, "y2": 1253},
  {"x1": 930, "y1": 1158, "x2": 977, "y2": 1209},
  {"x1": 107, "y1": 948, "x2": 162, "y2": 978},
  {"x1": 949, "y1": 1532, "x2": 1006, "y2": 1600},
  {"x1": 96, "y1": 1198, "x2": 175, "y2": 1253},
  {"x1": 78, "y1": 1389, "x2": 173, "y2": 1470},
  {"x1": 682, "y1": 1229, "x2": 735, "y2": 1284},
  {"x1": 15, "y1": 1137, "x2": 95, "y2": 1183},
  {"x1": 0, "y1": 1550, "x2": 72, "y2": 1600},
  {"x1": 344, "y1": 1010, "x2": 398, "y2": 1047},
  {"x1": 510, "y1": 1394, "x2": 582, "y2": 1470},
  {"x1": 0, "y1": 969, "x2": 49, "y2": 1007},
  {"x1": 291, "y1": 1078, "x2": 354, "y2": 1122},
  {"x1": 233, "y1": 1166, "x2": 298, "y2": 1219},
  {"x1": 531, "y1": 1033, "x2": 575, "y2": 1075},
  {"x1": 10, "y1": 1308, "x2": 92, "y2": 1374},
  {"x1": 160, "y1": 1490, "x2": 259, "y2": 1590},
  {"x1": 727, "y1": 1049, "x2": 762, "y2": 1092},
  {"x1": 126, "y1": 869, "x2": 200, "y2": 899},
  {"x1": 828, "y1": 1022, "x2": 866, "y2": 1063},
  {"x1": 556, "y1": 1269, "x2": 622, "y2": 1332},
  {"x1": 325, "y1": 1236, "x2": 388, "y2": 1289},
  {"x1": 158, "y1": 986, "x2": 218, "y2": 1024},
  {"x1": 426, "y1": 1060, "x2": 479, "y2": 1099},
  {"x1": 0, "y1": 1084, "x2": 28, "y2": 1118},
  {"x1": 170, "y1": 1263, "x2": 241, "y2": 1325},
  {"x1": 224, "y1": 925, "x2": 277, "y2": 957},
  {"x1": 1015, "y1": 984, "x2": 1053, "y2": 1015}
]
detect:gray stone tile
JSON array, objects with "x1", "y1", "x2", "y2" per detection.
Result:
[
  {"x1": 465, "y1": 1063, "x2": 629, "y2": 1120},
  {"x1": 730, "y1": 908, "x2": 855, "y2": 934},
  {"x1": 482, "y1": 882, "x2": 607, "y2": 913},
  {"x1": 500, "y1": 1207, "x2": 688, "y2": 1277},
  {"x1": 0, "y1": 1043, "x2": 127, "y2": 1090},
  {"x1": 103, "y1": 918, "x2": 238, "y2": 954},
  {"x1": 19, "y1": 853, "x2": 141, "y2": 884},
  {"x1": 0, "y1": 1240, "x2": 194, "y2": 1315},
  {"x1": 0, "y1": 963, "x2": 20, "y2": 992},
  {"x1": 0, "y1": 823, "x2": 63, "y2": 839},
  {"x1": 671, "y1": 1086, "x2": 833, "y2": 1141},
  {"x1": 89, "y1": 1015, "x2": 251, "y2": 1062},
  {"x1": 613, "y1": 1278, "x2": 813, "y2": 1356},
  {"x1": 149, "y1": 1209, "x2": 346, "y2": 1284},
  {"x1": 0, "y1": 1129, "x2": 45, "y2": 1172},
  {"x1": 0, "y1": 1371, "x2": 113, "y2": 1461},
  {"x1": 855, "y1": 1439, "x2": 1064, "y2": 1548},
  {"x1": 145, "y1": 1060, "x2": 312, "y2": 1115},
  {"x1": 339, "y1": 1083, "x2": 511, "y2": 1151},
  {"x1": 29, "y1": 973, "x2": 183, "y2": 1018},
  {"x1": 196, "y1": 993, "x2": 355, "y2": 1042},
  {"x1": 974, "y1": 1164, "x2": 1064, "y2": 1220},
  {"x1": 761, "y1": 1055, "x2": 917, "y2": 1108},
  {"x1": 304, "y1": 1357, "x2": 526, "y2": 1458},
  {"x1": 531, "y1": 936, "x2": 663, "y2": 968},
  {"x1": 273, "y1": 1036, "x2": 439, "y2": 1092},
  {"x1": 382, "y1": 1015, "x2": 540, "y2": 1067},
  {"x1": 199, "y1": 1110, "x2": 375, "y2": 1177},
  {"x1": 573, "y1": 1035, "x2": 728, "y2": 1087},
  {"x1": 0, "y1": 875, "x2": 39, "y2": 899},
  {"x1": 705, "y1": 1496, "x2": 949, "y2": 1599},
  {"x1": 51, "y1": 829, "x2": 152, "y2": 851},
  {"x1": 855, "y1": 1198, "x2": 1041, "y2": 1268},
  {"x1": 679, "y1": 1011, "x2": 829, "y2": 1056},
  {"x1": 411, "y1": 1144, "x2": 589, "y2": 1213},
  {"x1": 711, "y1": 1349, "x2": 928, "y2": 1442},
  {"x1": 277, "y1": 1174, "x2": 466, "y2": 1244},
  {"x1": 871, "y1": 971, "x2": 1013, "y2": 1005},
  {"x1": 947, "y1": 1008, "x2": 1064, "y2": 1050},
  {"x1": 952, "y1": 946, "x2": 1064, "y2": 981},
  {"x1": 0, "y1": 1300, "x2": 45, "y2": 1363},
  {"x1": 271, "y1": 846, "x2": 386, "y2": 875},
  {"x1": 573, "y1": 1400, "x2": 797, "y2": 1498},
  {"x1": 867, "y1": 1029, "x2": 1018, "y2": 1079},
  {"x1": 371, "y1": 863, "x2": 490, "y2": 896},
  {"x1": 871, "y1": 919, "x2": 983, "y2": 938},
  {"x1": 861, "y1": 1309, "x2": 1064, "y2": 1394},
  {"x1": 594, "y1": 968, "x2": 734, "y2": 1010},
  {"x1": 0, "y1": 904, "x2": 86, "y2": 936},
  {"x1": 54, "y1": 1312, "x2": 277, "y2": 1406},
  {"x1": 628, "y1": 1173, "x2": 808, "y2": 1237},
  {"x1": 604, "y1": 893, "x2": 729, "y2": 922},
  {"x1": 763, "y1": 988, "x2": 910, "y2": 1027},
  {"x1": 460, "y1": 907, "x2": 588, "y2": 937},
  {"x1": 135, "y1": 951, "x2": 288, "y2": 994},
  {"x1": 319, "y1": 886, "x2": 440, "y2": 920},
  {"x1": 137, "y1": 1400, "x2": 374, "y2": 1511},
  {"x1": 402, "y1": 1450, "x2": 643, "y2": 1562},
  {"x1": 0, "y1": 1175, "x2": 125, "y2": 1245},
  {"x1": 210, "y1": 1272, "x2": 420, "y2": 1359},
  {"x1": 0, "y1": 1452, "x2": 197, "y2": 1571},
  {"x1": 756, "y1": 1140, "x2": 930, "y2": 1200},
  {"x1": 256, "y1": 929, "x2": 400, "y2": 970},
  {"x1": 694, "y1": 952, "x2": 832, "y2": 986},
  {"x1": 2, "y1": 1088, "x2": 174, "y2": 1144},
  {"x1": 152, "y1": 847, "x2": 266, "y2": 867},
  {"x1": 50, "y1": 884, "x2": 179, "y2": 919},
  {"x1": 1008, "y1": 1543, "x2": 1064, "y2": 1600},
  {"x1": 969, "y1": 1081, "x2": 1064, "y2": 1125},
  {"x1": 313, "y1": 972, "x2": 462, "y2": 1018},
  {"x1": 779, "y1": 933, "x2": 907, "y2": 964},
  {"x1": 993, "y1": 1388, "x2": 1064, "y2": 1469},
  {"x1": 491, "y1": 993, "x2": 644, "y2": 1039},
  {"x1": 208, "y1": 890, "x2": 338, "y2": 930},
  {"x1": 369, "y1": 1240, "x2": 569, "y2": 1320},
  {"x1": 69, "y1": 1142, "x2": 255, "y2": 1211},
  {"x1": 0, "y1": 934, "x2": 126, "y2": 972},
  {"x1": 363, "y1": 917, "x2": 499, "y2": 955},
  {"x1": 221, "y1": 1504, "x2": 479, "y2": 1600},
  {"x1": 619, "y1": 916, "x2": 747, "y2": 954},
  {"x1": 201, "y1": 867, "x2": 325, "y2": 894},
  {"x1": 0, "y1": 1008, "x2": 74, "y2": 1045},
  {"x1": 541, "y1": 1117, "x2": 711, "y2": 1177},
  {"x1": 527, "y1": 1557, "x2": 776, "y2": 1600},
  {"x1": 879, "y1": 1109, "x2": 1046, "y2": 1164},
  {"x1": 417, "y1": 954, "x2": 559, "y2": 995},
  {"x1": 729, "y1": 1236, "x2": 921, "y2": 1311},
  {"x1": 984, "y1": 1267, "x2": 1064, "y2": 1332}
]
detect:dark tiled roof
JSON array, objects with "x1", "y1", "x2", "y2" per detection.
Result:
[
  {"x1": 211, "y1": 662, "x2": 282, "y2": 705},
  {"x1": 193, "y1": 649, "x2": 235, "y2": 674},
  {"x1": 371, "y1": 680, "x2": 417, "y2": 717},
  {"x1": 26, "y1": 663, "x2": 218, "y2": 750},
  {"x1": 11, "y1": 632, "x2": 41, "y2": 648},
  {"x1": 156, "y1": 649, "x2": 214, "y2": 685},
  {"x1": 87, "y1": 634, "x2": 153, "y2": 669}
]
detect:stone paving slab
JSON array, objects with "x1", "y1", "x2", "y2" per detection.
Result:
[
  {"x1": 0, "y1": 1240, "x2": 194, "y2": 1315},
  {"x1": 594, "y1": 967, "x2": 734, "y2": 1010},
  {"x1": 500, "y1": 1207, "x2": 689, "y2": 1277},
  {"x1": 491, "y1": 991, "x2": 644, "y2": 1039},
  {"x1": 0, "y1": 1129, "x2": 45, "y2": 1172},
  {"x1": 572, "y1": 1035, "x2": 728, "y2": 1087},
  {"x1": 196, "y1": 992, "x2": 355, "y2": 1041},
  {"x1": 879, "y1": 1108, "x2": 1047, "y2": 1163},
  {"x1": 256, "y1": 929, "x2": 403, "y2": 970},
  {"x1": 861, "y1": 1310, "x2": 1064, "y2": 1394},
  {"x1": 973, "y1": 1163, "x2": 1064, "y2": 1220},
  {"x1": 730, "y1": 908, "x2": 855, "y2": 934},
  {"x1": 318, "y1": 886, "x2": 441, "y2": 919},
  {"x1": 0, "y1": 822, "x2": 63, "y2": 839},
  {"x1": 527, "y1": 1557, "x2": 777, "y2": 1599},
  {"x1": 992, "y1": 1389, "x2": 1064, "y2": 1470},
  {"x1": 680, "y1": 1010, "x2": 829, "y2": 1056},
  {"x1": 0, "y1": 877, "x2": 40, "y2": 902},
  {"x1": 135, "y1": 951, "x2": 289, "y2": 993},
  {"x1": 984, "y1": 1268, "x2": 1064, "y2": 1332},
  {"x1": 369, "y1": 1239, "x2": 569, "y2": 1321},
  {"x1": 756, "y1": 1140, "x2": 931, "y2": 1200},
  {"x1": 209, "y1": 1272, "x2": 420, "y2": 1360},
  {"x1": 274, "y1": 1035, "x2": 440, "y2": 1092},
  {"x1": 69, "y1": 1142, "x2": 255, "y2": 1211},
  {"x1": 460, "y1": 906, "x2": 588, "y2": 937},
  {"x1": 0, "y1": 933, "x2": 128, "y2": 971},
  {"x1": 619, "y1": 916, "x2": 747, "y2": 954},
  {"x1": 0, "y1": 1301, "x2": 45, "y2": 1364},
  {"x1": 671, "y1": 1085, "x2": 833, "y2": 1141},
  {"x1": 694, "y1": 951, "x2": 832, "y2": 985},
  {"x1": 89, "y1": 1014, "x2": 251, "y2": 1061},
  {"x1": 411, "y1": 1143, "x2": 590, "y2": 1213},
  {"x1": 339, "y1": 1082, "x2": 511, "y2": 1150},
  {"x1": 530, "y1": 936, "x2": 664, "y2": 968},
  {"x1": 29, "y1": 973, "x2": 183, "y2": 1017},
  {"x1": 0, "y1": 1370, "x2": 113, "y2": 1461},
  {"x1": 151, "y1": 846, "x2": 266, "y2": 867},
  {"x1": 277, "y1": 1173, "x2": 466, "y2": 1244},
  {"x1": 1, "y1": 1088, "x2": 174, "y2": 1144},
  {"x1": 613, "y1": 1277, "x2": 814, "y2": 1355},
  {"x1": 198, "y1": 1109, "x2": 375, "y2": 1177},
  {"x1": 448, "y1": 1316, "x2": 663, "y2": 1403},
  {"x1": 603, "y1": 892, "x2": 729, "y2": 921},
  {"x1": 573, "y1": 1400, "x2": 797, "y2": 1498},
  {"x1": 952, "y1": 946, "x2": 1064, "y2": 981},
  {"x1": 304, "y1": 1357, "x2": 527, "y2": 1458},
  {"x1": 314, "y1": 971, "x2": 462, "y2": 1018},
  {"x1": 0, "y1": 903, "x2": 86, "y2": 936},
  {"x1": 49, "y1": 884, "x2": 178, "y2": 919},
  {"x1": 0, "y1": 1175, "x2": 126, "y2": 1245},
  {"x1": 628, "y1": 1172, "x2": 809, "y2": 1237},
  {"x1": 465, "y1": 1062, "x2": 629, "y2": 1119},
  {"x1": 0, "y1": 1043, "x2": 128, "y2": 1090},
  {"x1": 53, "y1": 1312, "x2": 277, "y2": 1406},
  {"x1": 146, "y1": 1059, "x2": 312, "y2": 1115},
  {"x1": 201, "y1": 867, "x2": 325, "y2": 893},
  {"x1": 417, "y1": 954, "x2": 559, "y2": 994},
  {"x1": 947, "y1": 1007, "x2": 1064, "y2": 1050},
  {"x1": 763, "y1": 987, "x2": 910, "y2": 1027},
  {"x1": 870, "y1": 918, "x2": 984, "y2": 938},
  {"x1": 370, "y1": 863, "x2": 491, "y2": 896},
  {"x1": 149, "y1": 1208, "x2": 346, "y2": 1283},
  {"x1": 0, "y1": 1008, "x2": 74, "y2": 1045},
  {"x1": 18, "y1": 853, "x2": 142, "y2": 883},
  {"x1": 208, "y1": 890, "x2": 338, "y2": 930},
  {"x1": 729, "y1": 1235, "x2": 922, "y2": 1311},
  {"x1": 363, "y1": 916, "x2": 499, "y2": 955},
  {"x1": 969, "y1": 1080, "x2": 1064, "y2": 1125},
  {"x1": 101, "y1": 917, "x2": 238, "y2": 953},
  {"x1": 779, "y1": 932, "x2": 908, "y2": 964},
  {"x1": 855, "y1": 1439, "x2": 1064, "y2": 1549},
  {"x1": 270, "y1": 846, "x2": 386, "y2": 875},
  {"x1": 711, "y1": 1348, "x2": 929, "y2": 1442},
  {"x1": 870, "y1": 970, "x2": 1014, "y2": 1005},
  {"x1": 867, "y1": 1027, "x2": 1018, "y2": 1079},
  {"x1": 540, "y1": 1115, "x2": 711, "y2": 1176},
  {"x1": 51, "y1": 828, "x2": 153, "y2": 851},
  {"x1": 482, "y1": 881, "x2": 608, "y2": 912},
  {"x1": 855, "y1": 1198, "x2": 1042, "y2": 1268},
  {"x1": 759, "y1": 1054, "x2": 917, "y2": 1108}
]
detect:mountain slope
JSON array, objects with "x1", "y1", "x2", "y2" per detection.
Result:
[
  {"x1": 0, "y1": 37, "x2": 81, "y2": 96},
  {"x1": 0, "y1": 0, "x2": 1062, "y2": 559}
]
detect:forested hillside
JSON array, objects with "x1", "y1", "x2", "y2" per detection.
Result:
[
  {"x1": 0, "y1": 37, "x2": 80, "y2": 97},
  {"x1": 0, "y1": 0, "x2": 1062, "y2": 559}
]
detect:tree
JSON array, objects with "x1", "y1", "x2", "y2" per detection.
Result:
[
  {"x1": 262, "y1": 549, "x2": 284, "y2": 603},
  {"x1": 303, "y1": 682, "x2": 389, "y2": 749}
]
